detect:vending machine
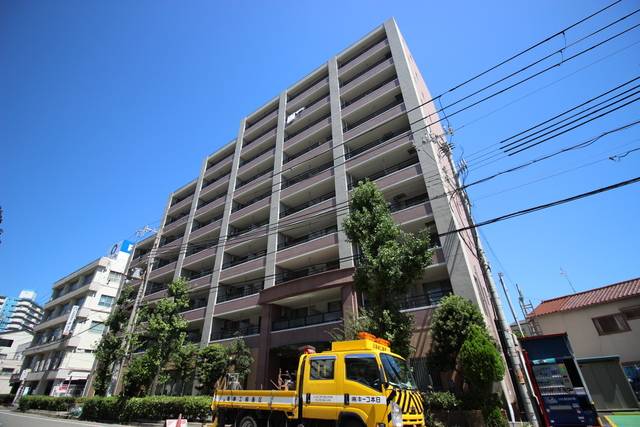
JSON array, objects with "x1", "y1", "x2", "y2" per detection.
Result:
[{"x1": 520, "y1": 333, "x2": 599, "y2": 426}]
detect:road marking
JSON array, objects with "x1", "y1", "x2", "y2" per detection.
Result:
[{"x1": 0, "y1": 410, "x2": 131, "y2": 426}]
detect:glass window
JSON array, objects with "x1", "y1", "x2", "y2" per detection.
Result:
[
  {"x1": 108, "y1": 271, "x2": 123, "y2": 283},
  {"x1": 310, "y1": 357, "x2": 335, "y2": 380},
  {"x1": 89, "y1": 321, "x2": 105, "y2": 334},
  {"x1": 98, "y1": 295, "x2": 115, "y2": 307},
  {"x1": 622, "y1": 305, "x2": 640, "y2": 320},
  {"x1": 593, "y1": 314, "x2": 630, "y2": 335},
  {"x1": 380, "y1": 353, "x2": 418, "y2": 390},
  {"x1": 82, "y1": 273, "x2": 94, "y2": 285},
  {"x1": 345, "y1": 354, "x2": 381, "y2": 390}
]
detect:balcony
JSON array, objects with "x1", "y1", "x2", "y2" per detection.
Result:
[
  {"x1": 44, "y1": 282, "x2": 100, "y2": 310},
  {"x1": 286, "y1": 95, "x2": 330, "y2": 131},
  {"x1": 283, "y1": 139, "x2": 331, "y2": 169},
  {"x1": 398, "y1": 288, "x2": 453, "y2": 311},
  {"x1": 219, "y1": 255, "x2": 266, "y2": 281},
  {"x1": 288, "y1": 76, "x2": 330, "y2": 113},
  {"x1": 195, "y1": 194, "x2": 226, "y2": 218},
  {"x1": 278, "y1": 225, "x2": 337, "y2": 250},
  {"x1": 217, "y1": 281, "x2": 264, "y2": 303},
  {"x1": 222, "y1": 249, "x2": 267, "y2": 270},
  {"x1": 343, "y1": 102, "x2": 405, "y2": 142},
  {"x1": 272, "y1": 310, "x2": 342, "y2": 331},
  {"x1": 281, "y1": 191, "x2": 335, "y2": 218},
  {"x1": 235, "y1": 169, "x2": 273, "y2": 198},
  {"x1": 349, "y1": 157, "x2": 420, "y2": 190},
  {"x1": 244, "y1": 108, "x2": 278, "y2": 140},
  {"x1": 284, "y1": 116, "x2": 331, "y2": 152},
  {"x1": 148, "y1": 260, "x2": 177, "y2": 281},
  {"x1": 188, "y1": 274, "x2": 212, "y2": 292},
  {"x1": 189, "y1": 216, "x2": 222, "y2": 241},
  {"x1": 340, "y1": 38, "x2": 390, "y2": 76},
  {"x1": 227, "y1": 220, "x2": 269, "y2": 247},
  {"x1": 277, "y1": 232, "x2": 338, "y2": 264},
  {"x1": 168, "y1": 194, "x2": 194, "y2": 215},
  {"x1": 229, "y1": 194, "x2": 271, "y2": 222},
  {"x1": 200, "y1": 174, "x2": 230, "y2": 199},
  {"x1": 346, "y1": 130, "x2": 412, "y2": 167},
  {"x1": 181, "y1": 306, "x2": 206, "y2": 322},
  {"x1": 211, "y1": 324, "x2": 260, "y2": 341},
  {"x1": 238, "y1": 146, "x2": 275, "y2": 174},
  {"x1": 182, "y1": 246, "x2": 216, "y2": 269},
  {"x1": 282, "y1": 161, "x2": 333, "y2": 190},
  {"x1": 275, "y1": 259, "x2": 340, "y2": 285},
  {"x1": 342, "y1": 78, "x2": 400, "y2": 118},
  {"x1": 243, "y1": 127, "x2": 277, "y2": 157},
  {"x1": 204, "y1": 153, "x2": 233, "y2": 180},
  {"x1": 163, "y1": 214, "x2": 189, "y2": 235},
  {"x1": 341, "y1": 57, "x2": 394, "y2": 96}
]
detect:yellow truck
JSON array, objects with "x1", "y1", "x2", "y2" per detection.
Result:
[{"x1": 211, "y1": 333, "x2": 425, "y2": 427}]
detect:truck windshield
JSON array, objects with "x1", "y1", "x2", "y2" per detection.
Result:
[{"x1": 380, "y1": 353, "x2": 418, "y2": 390}]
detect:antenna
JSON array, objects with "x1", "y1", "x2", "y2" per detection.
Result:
[
  {"x1": 560, "y1": 267, "x2": 577, "y2": 293},
  {"x1": 135, "y1": 225, "x2": 157, "y2": 238}
]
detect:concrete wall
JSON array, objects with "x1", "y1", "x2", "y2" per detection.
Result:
[{"x1": 536, "y1": 297, "x2": 640, "y2": 364}]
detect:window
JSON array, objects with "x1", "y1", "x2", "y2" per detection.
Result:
[
  {"x1": 0, "y1": 339, "x2": 13, "y2": 347},
  {"x1": 82, "y1": 272, "x2": 94, "y2": 285},
  {"x1": 327, "y1": 301, "x2": 342, "y2": 313},
  {"x1": 593, "y1": 314, "x2": 630, "y2": 335},
  {"x1": 98, "y1": 295, "x2": 115, "y2": 307},
  {"x1": 345, "y1": 354, "x2": 381, "y2": 390},
  {"x1": 108, "y1": 271, "x2": 123, "y2": 283},
  {"x1": 310, "y1": 357, "x2": 335, "y2": 380},
  {"x1": 89, "y1": 321, "x2": 105, "y2": 334},
  {"x1": 622, "y1": 305, "x2": 640, "y2": 321},
  {"x1": 1, "y1": 368, "x2": 13, "y2": 376}
]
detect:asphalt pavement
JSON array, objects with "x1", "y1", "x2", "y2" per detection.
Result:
[{"x1": 0, "y1": 409, "x2": 135, "y2": 427}]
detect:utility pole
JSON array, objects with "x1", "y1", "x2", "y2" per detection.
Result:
[{"x1": 498, "y1": 273, "x2": 524, "y2": 337}]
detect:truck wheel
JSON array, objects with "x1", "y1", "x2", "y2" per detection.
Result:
[
  {"x1": 341, "y1": 419, "x2": 364, "y2": 427},
  {"x1": 237, "y1": 414, "x2": 260, "y2": 427}
]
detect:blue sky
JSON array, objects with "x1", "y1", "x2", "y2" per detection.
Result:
[{"x1": 1, "y1": 1, "x2": 639, "y2": 315}]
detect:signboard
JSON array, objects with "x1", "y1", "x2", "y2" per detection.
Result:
[
  {"x1": 62, "y1": 305, "x2": 80, "y2": 336},
  {"x1": 166, "y1": 419, "x2": 187, "y2": 427},
  {"x1": 110, "y1": 240, "x2": 134, "y2": 259}
]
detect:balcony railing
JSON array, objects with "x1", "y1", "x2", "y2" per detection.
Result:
[
  {"x1": 217, "y1": 281, "x2": 264, "y2": 303},
  {"x1": 349, "y1": 156, "x2": 419, "y2": 189},
  {"x1": 232, "y1": 192, "x2": 271, "y2": 213},
  {"x1": 222, "y1": 249, "x2": 267, "y2": 270},
  {"x1": 388, "y1": 193, "x2": 429, "y2": 213},
  {"x1": 212, "y1": 324, "x2": 260, "y2": 341},
  {"x1": 228, "y1": 220, "x2": 269, "y2": 239},
  {"x1": 343, "y1": 98, "x2": 403, "y2": 132},
  {"x1": 280, "y1": 191, "x2": 335, "y2": 218},
  {"x1": 339, "y1": 36, "x2": 387, "y2": 69},
  {"x1": 398, "y1": 288, "x2": 453, "y2": 310},
  {"x1": 279, "y1": 225, "x2": 338, "y2": 250},
  {"x1": 282, "y1": 161, "x2": 333, "y2": 189},
  {"x1": 345, "y1": 127, "x2": 410, "y2": 160},
  {"x1": 283, "y1": 136, "x2": 332, "y2": 164},
  {"x1": 275, "y1": 259, "x2": 340, "y2": 284},
  {"x1": 183, "y1": 268, "x2": 214, "y2": 281},
  {"x1": 341, "y1": 53, "x2": 392, "y2": 88},
  {"x1": 239, "y1": 146, "x2": 274, "y2": 167},
  {"x1": 197, "y1": 193, "x2": 226, "y2": 212},
  {"x1": 272, "y1": 310, "x2": 342, "y2": 331},
  {"x1": 192, "y1": 214, "x2": 223, "y2": 232},
  {"x1": 145, "y1": 282, "x2": 167, "y2": 296},
  {"x1": 236, "y1": 168, "x2": 272, "y2": 189},
  {"x1": 206, "y1": 153, "x2": 233, "y2": 171},
  {"x1": 342, "y1": 75, "x2": 398, "y2": 109},
  {"x1": 285, "y1": 113, "x2": 331, "y2": 142}
]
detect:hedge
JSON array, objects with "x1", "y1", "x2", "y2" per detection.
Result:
[
  {"x1": 18, "y1": 395, "x2": 211, "y2": 422},
  {"x1": 18, "y1": 395, "x2": 76, "y2": 412},
  {"x1": 0, "y1": 394, "x2": 15, "y2": 406}
]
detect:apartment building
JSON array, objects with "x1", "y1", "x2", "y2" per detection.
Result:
[
  {"x1": 0, "y1": 290, "x2": 43, "y2": 332},
  {"x1": 127, "y1": 19, "x2": 505, "y2": 394},
  {"x1": 0, "y1": 329, "x2": 33, "y2": 393},
  {"x1": 19, "y1": 242, "x2": 131, "y2": 396}
]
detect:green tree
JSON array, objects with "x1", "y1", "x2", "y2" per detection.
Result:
[
  {"x1": 458, "y1": 325, "x2": 505, "y2": 393},
  {"x1": 171, "y1": 343, "x2": 199, "y2": 395},
  {"x1": 343, "y1": 180, "x2": 432, "y2": 357},
  {"x1": 123, "y1": 278, "x2": 190, "y2": 397},
  {"x1": 93, "y1": 285, "x2": 135, "y2": 396},
  {"x1": 196, "y1": 344, "x2": 227, "y2": 395},
  {"x1": 226, "y1": 338, "x2": 253, "y2": 383},
  {"x1": 428, "y1": 294, "x2": 485, "y2": 371}
]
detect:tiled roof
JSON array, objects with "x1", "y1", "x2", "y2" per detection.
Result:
[{"x1": 530, "y1": 277, "x2": 640, "y2": 317}]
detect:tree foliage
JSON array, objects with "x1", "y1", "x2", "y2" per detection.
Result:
[
  {"x1": 123, "y1": 278, "x2": 190, "y2": 397},
  {"x1": 458, "y1": 325, "x2": 505, "y2": 392},
  {"x1": 196, "y1": 344, "x2": 228, "y2": 395},
  {"x1": 93, "y1": 285, "x2": 135, "y2": 396},
  {"x1": 225, "y1": 338, "x2": 253, "y2": 382},
  {"x1": 342, "y1": 180, "x2": 432, "y2": 357},
  {"x1": 171, "y1": 343, "x2": 199, "y2": 395},
  {"x1": 428, "y1": 294, "x2": 485, "y2": 371}
]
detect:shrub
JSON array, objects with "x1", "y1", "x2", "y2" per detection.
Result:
[
  {"x1": 121, "y1": 396, "x2": 211, "y2": 422},
  {"x1": 458, "y1": 325, "x2": 505, "y2": 393},
  {"x1": 424, "y1": 391, "x2": 460, "y2": 411},
  {"x1": 80, "y1": 396, "x2": 124, "y2": 422},
  {"x1": 18, "y1": 396, "x2": 76, "y2": 411},
  {"x1": 484, "y1": 406, "x2": 508, "y2": 427}
]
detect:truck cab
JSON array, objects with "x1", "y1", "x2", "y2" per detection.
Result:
[{"x1": 212, "y1": 333, "x2": 425, "y2": 427}]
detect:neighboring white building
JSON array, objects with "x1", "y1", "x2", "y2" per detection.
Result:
[
  {"x1": 19, "y1": 241, "x2": 132, "y2": 396},
  {"x1": 0, "y1": 330, "x2": 33, "y2": 393},
  {"x1": 0, "y1": 290, "x2": 43, "y2": 332},
  {"x1": 530, "y1": 277, "x2": 640, "y2": 399}
]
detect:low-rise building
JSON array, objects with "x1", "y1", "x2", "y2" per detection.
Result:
[
  {"x1": 0, "y1": 330, "x2": 33, "y2": 393},
  {"x1": 529, "y1": 277, "x2": 640, "y2": 398},
  {"x1": 19, "y1": 242, "x2": 131, "y2": 396},
  {"x1": 0, "y1": 290, "x2": 43, "y2": 332}
]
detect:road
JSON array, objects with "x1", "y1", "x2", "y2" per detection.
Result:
[{"x1": 0, "y1": 409, "x2": 135, "y2": 426}]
